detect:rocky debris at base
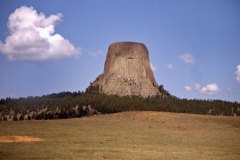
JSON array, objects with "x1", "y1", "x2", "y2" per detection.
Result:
[{"x1": 87, "y1": 42, "x2": 168, "y2": 98}]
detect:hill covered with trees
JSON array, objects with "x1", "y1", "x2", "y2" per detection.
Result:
[{"x1": 0, "y1": 91, "x2": 239, "y2": 121}]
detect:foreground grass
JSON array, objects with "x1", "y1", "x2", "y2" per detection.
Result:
[{"x1": 0, "y1": 111, "x2": 240, "y2": 160}]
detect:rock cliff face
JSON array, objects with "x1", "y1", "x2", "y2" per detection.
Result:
[{"x1": 87, "y1": 42, "x2": 166, "y2": 98}]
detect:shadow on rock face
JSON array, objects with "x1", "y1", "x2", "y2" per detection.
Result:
[{"x1": 87, "y1": 41, "x2": 168, "y2": 98}]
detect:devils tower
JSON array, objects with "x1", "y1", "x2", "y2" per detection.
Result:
[{"x1": 87, "y1": 42, "x2": 167, "y2": 98}]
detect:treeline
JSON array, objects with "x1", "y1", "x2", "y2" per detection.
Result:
[{"x1": 0, "y1": 91, "x2": 239, "y2": 121}]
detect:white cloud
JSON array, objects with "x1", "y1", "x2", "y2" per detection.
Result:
[
  {"x1": 166, "y1": 64, "x2": 173, "y2": 70},
  {"x1": 200, "y1": 83, "x2": 221, "y2": 95},
  {"x1": 236, "y1": 64, "x2": 240, "y2": 83},
  {"x1": 150, "y1": 63, "x2": 157, "y2": 72},
  {"x1": 179, "y1": 54, "x2": 194, "y2": 64},
  {"x1": 185, "y1": 83, "x2": 221, "y2": 95},
  {"x1": 0, "y1": 6, "x2": 79, "y2": 61},
  {"x1": 184, "y1": 86, "x2": 192, "y2": 92}
]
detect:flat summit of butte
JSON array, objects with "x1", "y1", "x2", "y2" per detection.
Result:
[{"x1": 87, "y1": 42, "x2": 169, "y2": 98}]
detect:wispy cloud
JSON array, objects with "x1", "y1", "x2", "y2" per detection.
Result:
[
  {"x1": 193, "y1": 83, "x2": 201, "y2": 90},
  {"x1": 84, "y1": 49, "x2": 104, "y2": 58},
  {"x1": 179, "y1": 54, "x2": 194, "y2": 64},
  {"x1": 236, "y1": 64, "x2": 240, "y2": 83},
  {"x1": 184, "y1": 85, "x2": 192, "y2": 91},
  {"x1": 150, "y1": 63, "x2": 157, "y2": 72},
  {"x1": 0, "y1": 6, "x2": 79, "y2": 61},
  {"x1": 185, "y1": 83, "x2": 221, "y2": 95},
  {"x1": 166, "y1": 64, "x2": 174, "y2": 70}
]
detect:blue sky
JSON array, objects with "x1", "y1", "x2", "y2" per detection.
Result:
[{"x1": 0, "y1": 0, "x2": 240, "y2": 102}]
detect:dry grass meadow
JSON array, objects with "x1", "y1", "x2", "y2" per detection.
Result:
[{"x1": 0, "y1": 111, "x2": 240, "y2": 160}]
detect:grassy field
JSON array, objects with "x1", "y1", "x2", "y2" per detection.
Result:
[{"x1": 0, "y1": 111, "x2": 240, "y2": 160}]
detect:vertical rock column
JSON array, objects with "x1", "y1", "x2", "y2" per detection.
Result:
[{"x1": 87, "y1": 42, "x2": 165, "y2": 98}]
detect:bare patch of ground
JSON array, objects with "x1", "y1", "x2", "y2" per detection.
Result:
[
  {"x1": 0, "y1": 136, "x2": 43, "y2": 143},
  {"x1": 0, "y1": 112, "x2": 239, "y2": 160}
]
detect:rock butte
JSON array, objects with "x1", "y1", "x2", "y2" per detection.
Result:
[{"x1": 87, "y1": 42, "x2": 167, "y2": 98}]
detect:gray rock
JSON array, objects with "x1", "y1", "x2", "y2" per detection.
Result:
[{"x1": 87, "y1": 42, "x2": 168, "y2": 98}]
